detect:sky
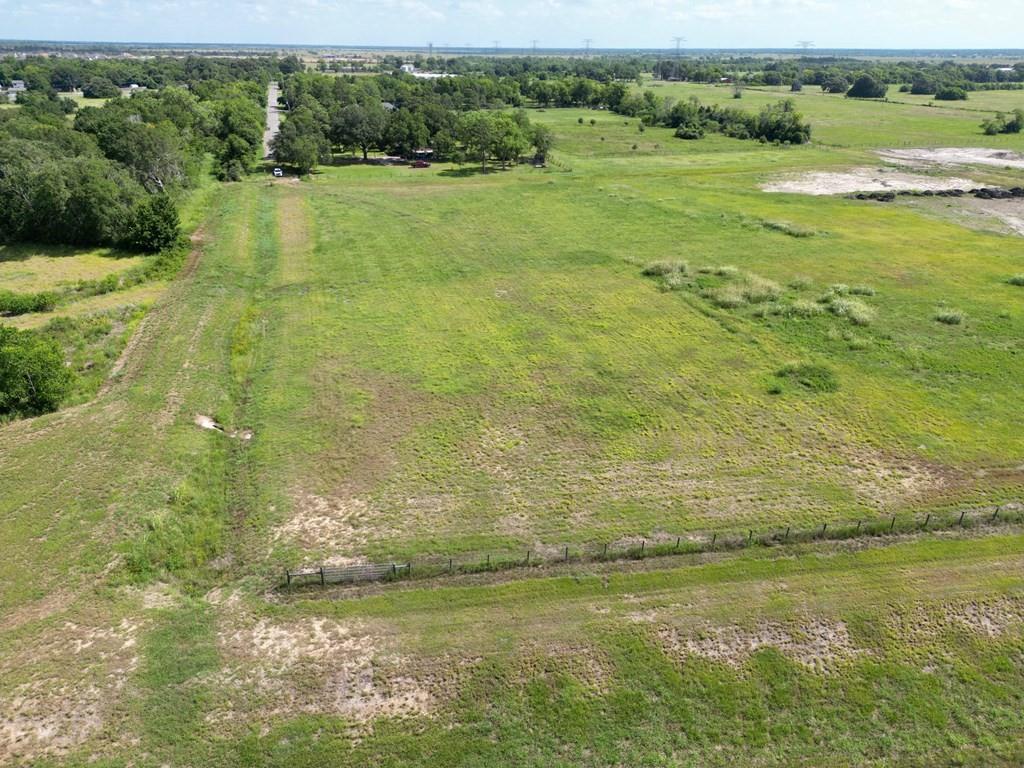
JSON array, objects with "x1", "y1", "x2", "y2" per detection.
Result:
[{"x1": 1, "y1": 0, "x2": 1022, "y2": 50}]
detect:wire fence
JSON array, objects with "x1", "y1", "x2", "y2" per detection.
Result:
[{"x1": 282, "y1": 501, "x2": 1023, "y2": 590}]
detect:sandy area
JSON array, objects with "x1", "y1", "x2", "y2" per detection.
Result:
[
  {"x1": 762, "y1": 168, "x2": 979, "y2": 196},
  {"x1": 878, "y1": 147, "x2": 1024, "y2": 170}
]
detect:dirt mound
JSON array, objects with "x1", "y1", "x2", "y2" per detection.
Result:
[
  {"x1": 879, "y1": 147, "x2": 1024, "y2": 170},
  {"x1": 763, "y1": 168, "x2": 978, "y2": 196}
]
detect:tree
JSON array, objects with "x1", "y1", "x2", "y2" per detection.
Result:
[
  {"x1": 127, "y1": 194, "x2": 180, "y2": 252},
  {"x1": 273, "y1": 105, "x2": 331, "y2": 173},
  {"x1": 82, "y1": 77, "x2": 121, "y2": 99},
  {"x1": 384, "y1": 108, "x2": 429, "y2": 158},
  {"x1": 821, "y1": 75, "x2": 850, "y2": 94},
  {"x1": 0, "y1": 326, "x2": 73, "y2": 418},
  {"x1": 847, "y1": 74, "x2": 887, "y2": 98},
  {"x1": 531, "y1": 123, "x2": 554, "y2": 161},
  {"x1": 333, "y1": 103, "x2": 387, "y2": 160}
]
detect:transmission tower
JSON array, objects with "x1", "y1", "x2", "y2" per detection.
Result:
[
  {"x1": 672, "y1": 36, "x2": 686, "y2": 57},
  {"x1": 427, "y1": 41, "x2": 433, "y2": 56},
  {"x1": 493, "y1": 40, "x2": 501, "y2": 54},
  {"x1": 531, "y1": 39, "x2": 539, "y2": 55},
  {"x1": 796, "y1": 40, "x2": 814, "y2": 51},
  {"x1": 583, "y1": 38, "x2": 593, "y2": 56}
]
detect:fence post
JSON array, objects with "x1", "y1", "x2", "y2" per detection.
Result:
[
  {"x1": 486, "y1": 554, "x2": 490, "y2": 567},
  {"x1": 711, "y1": 533, "x2": 717, "y2": 548},
  {"x1": 992, "y1": 506, "x2": 1000, "y2": 522},
  {"x1": 890, "y1": 515, "x2": 896, "y2": 532},
  {"x1": 286, "y1": 569, "x2": 291, "y2": 587},
  {"x1": 923, "y1": 513, "x2": 931, "y2": 529},
  {"x1": 603, "y1": 542, "x2": 608, "y2": 558},
  {"x1": 320, "y1": 566, "x2": 325, "y2": 586},
  {"x1": 564, "y1": 546, "x2": 569, "y2": 562},
  {"x1": 958, "y1": 510, "x2": 966, "y2": 527},
  {"x1": 820, "y1": 522, "x2": 827, "y2": 538},
  {"x1": 391, "y1": 563, "x2": 397, "y2": 578},
  {"x1": 448, "y1": 557, "x2": 453, "y2": 574},
  {"x1": 856, "y1": 520, "x2": 862, "y2": 534},
  {"x1": 784, "y1": 526, "x2": 790, "y2": 541},
  {"x1": 640, "y1": 540, "x2": 645, "y2": 556},
  {"x1": 526, "y1": 550, "x2": 531, "y2": 565},
  {"x1": 747, "y1": 529, "x2": 753, "y2": 545},
  {"x1": 675, "y1": 536, "x2": 680, "y2": 551}
]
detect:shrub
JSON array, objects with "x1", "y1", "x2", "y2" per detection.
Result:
[
  {"x1": 788, "y1": 276, "x2": 812, "y2": 290},
  {"x1": 0, "y1": 290, "x2": 59, "y2": 316},
  {"x1": 775, "y1": 363, "x2": 839, "y2": 392},
  {"x1": 849, "y1": 285, "x2": 876, "y2": 296},
  {"x1": 642, "y1": 260, "x2": 687, "y2": 276},
  {"x1": 674, "y1": 125, "x2": 704, "y2": 140},
  {"x1": 126, "y1": 194, "x2": 180, "y2": 253},
  {"x1": 713, "y1": 265, "x2": 739, "y2": 277},
  {"x1": 660, "y1": 272, "x2": 686, "y2": 291},
  {"x1": 847, "y1": 74, "x2": 887, "y2": 99},
  {"x1": 935, "y1": 310, "x2": 964, "y2": 325},
  {"x1": 0, "y1": 326, "x2": 74, "y2": 417},
  {"x1": 935, "y1": 86, "x2": 968, "y2": 101},
  {"x1": 1007, "y1": 274, "x2": 1024, "y2": 286}
]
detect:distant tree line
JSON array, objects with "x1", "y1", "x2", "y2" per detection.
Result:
[{"x1": 272, "y1": 72, "x2": 552, "y2": 172}]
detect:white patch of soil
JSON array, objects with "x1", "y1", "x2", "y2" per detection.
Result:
[
  {"x1": 878, "y1": 147, "x2": 1024, "y2": 170},
  {"x1": 763, "y1": 167, "x2": 979, "y2": 196}
]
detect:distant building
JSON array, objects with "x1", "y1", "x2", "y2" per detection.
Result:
[{"x1": 400, "y1": 63, "x2": 416, "y2": 74}]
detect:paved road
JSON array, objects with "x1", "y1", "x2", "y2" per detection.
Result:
[{"x1": 263, "y1": 81, "x2": 281, "y2": 159}]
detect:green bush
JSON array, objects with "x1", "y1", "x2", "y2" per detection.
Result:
[
  {"x1": 935, "y1": 310, "x2": 964, "y2": 325},
  {"x1": 1007, "y1": 275, "x2": 1024, "y2": 286},
  {"x1": 126, "y1": 194, "x2": 181, "y2": 253},
  {"x1": 0, "y1": 326, "x2": 74, "y2": 417},
  {"x1": 935, "y1": 86, "x2": 968, "y2": 101},
  {"x1": 0, "y1": 289, "x2": 59, "y2": 316}
]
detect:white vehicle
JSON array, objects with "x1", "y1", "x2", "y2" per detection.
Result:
[{"x1": 272, "y1": 167, "x2": 284, "y2": 177}]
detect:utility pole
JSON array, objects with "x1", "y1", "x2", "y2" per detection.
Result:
[
  {"x1": 427, "y1": 41, "x2": 433, "y2": 56},
  {"x1": 493, "y1": 40, "x2": 501, "y2": 55},
  {"x1": 583, "y1": 38, "x2": 592, "y2": 56},
  {"x1": 797, "y1": 40, "x2": 815, "y2": 52},
  {"x1": 531, "y1": 39, "x2": 538, "y2": 56},
  {"x1": 672, "y1": 36, "x2": 685, "y2": 57}
]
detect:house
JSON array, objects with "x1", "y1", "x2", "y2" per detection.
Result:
[
  {"x1": 400, "y1": 64, "x2": 416, "y2": 74},
  {"x1": 3, "y1": 80, "x2": 26, "y2": 103}
]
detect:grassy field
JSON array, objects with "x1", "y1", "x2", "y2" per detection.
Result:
[{"x1": 2, "y1": 85, "x2": 1024, "y2": 766}]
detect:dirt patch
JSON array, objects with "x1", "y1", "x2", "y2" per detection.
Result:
[
  {"x1": 0, "y1": 618, "x2": 141, "y2": 762},
  {"x1": 193, "y1": 413, "x2": 254, "y2": 440},
  {"x1": 658, "y1": 619, "x2": 864, "y2": 672},
  {"x1": 879, "y1": 147, "x2": 1024, "y2": 171},
  {"x1": 210, "y1": 616, "x2": 440, "y2": 734},
  {"x1": 945, "y1": 596, "x2": 1024, "y2": 637},
  {"x1": 763, "y1": 167, "x2": 979, "y2": 196},
  {"x1": 511, "y1": 644, "x2": 614, "y2": 695}
]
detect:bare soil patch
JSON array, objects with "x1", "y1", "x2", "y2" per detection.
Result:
[
  {"x1": 0, "y1": 618, "x2": 141, "y2": 762},
  {"x1": 879, "y1": 147, "x2": 1024, "y2": 171},
  {"x1": 210, "y1": 616, "x2": 443, "y2": 735},
  {"x1": 763, "y1": 167, "x2": 979, "y2": 196},
  {"x1": 658, "y1": 619, "x2": 865, "y2": 672}
]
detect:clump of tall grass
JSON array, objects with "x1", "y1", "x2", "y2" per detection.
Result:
[
  {"x1": 788, "y1": 276, "x2": 812, "y2": 290},
  {"x1": 849, "y1": 285, "x2": 876, "y2": 296},
  {"x1": 762, "y1": 220, "x2": 816, "y2": 238},
  {"x1": 825, "y1": 297, "x2": 875, "y2": 326},
  {"x1": 935, "y1": 309, "x2": 964, "y2": 325},
  {"x1": 702, "y1": 285, "x2": 746, "y2": 308},
  {"x1": 642, "y1": 260, "x2": 688, "y2": 276},
  {"x1": 1008, "y1": 274, "x2": 1024, "y2": 286},
  {"x1": 659, "y1": 272, "x2": 686, "y2": 291},
  {"x1": 741, "y1": 275, "x2": 782, "y2": 303},
  {"x1": 787, "y1": 299, "x2": 825, "y2": 317}
]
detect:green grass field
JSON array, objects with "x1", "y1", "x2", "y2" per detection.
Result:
[{"x1": 2, "y1": 86, "x2": 1024, "y2": 766}]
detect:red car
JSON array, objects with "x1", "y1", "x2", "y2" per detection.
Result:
[{"x1": 411, "y1": 159, "x2": 432, "y2": 168}]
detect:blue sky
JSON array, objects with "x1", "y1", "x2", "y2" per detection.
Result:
[{"x1": 1, "y1": 0, "x2": 1020, "y2": 50}]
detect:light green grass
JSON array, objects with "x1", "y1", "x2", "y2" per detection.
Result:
[{"x1": 0, "y1": 243, "x2": 143, "y2": 294}]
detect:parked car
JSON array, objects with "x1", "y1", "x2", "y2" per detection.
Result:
[
  {"x1": 272, "y1": 167, "x2": 284, "y2": 177},
  {"x1": 411, "y1": 160, "x2": 431, "y2": 168}
]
